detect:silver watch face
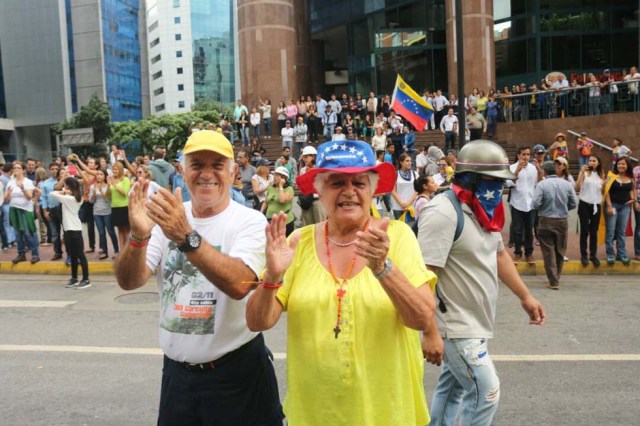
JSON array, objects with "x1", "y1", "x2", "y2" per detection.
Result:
[{"x1": 188, "y1": 233, "x2": 200, "y2": 248}]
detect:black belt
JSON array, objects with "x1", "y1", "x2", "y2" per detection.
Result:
[{"x1": 170, "y1": 334, "x2": 260, "y2": 372}]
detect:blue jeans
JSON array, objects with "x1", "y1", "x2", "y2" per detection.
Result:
[
  {"x1": 578, "y1": 156, "x2": 589, "y2": 168},
  {"x1": 263, "y1": 117, "x2": 271, "y2": 136},
  {"x1": 605, "y1": 202, "x2": 631, "y2": 258},
  {"x1": 430, "y1": 338, "x2": 500, "y2": 426},
  {"x1": 11, "y1": 208, "x2": 39, "y2": 258},
  {"x1": 94, "y1": 214, "x2": 119, "y2": 255},
  {"x1": 2, "y1": 203, "x2": 15, "y2": 244},
  {"x1": 323, "y1": 123, "x2": 335, "y2": 140},
  {"x1": 238, "y1": 125, "x2": 249, "y2": 145},
  {"x1": 487, "y1": 116, "x2": 496, "y2": 136},
  {"x1": 252, "y1": 125, "x2": 261, "y2": 141}
]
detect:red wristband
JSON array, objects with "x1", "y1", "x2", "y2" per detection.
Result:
[
  {"x1": 261, "y1": 280, "x2": 283, "y2": 290},
  {"x1": 129, "y1": 237, "x2": 149, "y2": 249}
]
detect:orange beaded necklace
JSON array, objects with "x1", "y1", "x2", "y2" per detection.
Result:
[{"x1": 323, "y1": 218, "x2": 370, "y2": 338}]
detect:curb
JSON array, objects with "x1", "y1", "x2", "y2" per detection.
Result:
[
  {"x1": 0, "y1": 261, "x2": 114, "y2": 275},
  {"x1": 514, "y1": 260, "x2": 640, "y2": 276},
  {"x1": 0, "y1": 260, "x2": 638, "y2": 276}
]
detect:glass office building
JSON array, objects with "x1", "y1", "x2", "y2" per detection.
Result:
[
  {"x1": 310, "y1": 0, "x2": 448, "y2": 96},
  {"x1": 0, "y1": 45, "x2": 5, "y2": 118},
  {"x1": 101, "y1": 0, "x2": 143, "y2": 121},
  {"x1": 494, "y1": 0, "x2": 639, "y2": 88},
  {"x1": 191, "y1": 0, "x2": 235, "y2": 104},
  {"x1": 309, "y1": 0, "x2": 639, "y2": 95}
]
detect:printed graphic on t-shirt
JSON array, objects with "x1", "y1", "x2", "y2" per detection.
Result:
[{"x1": 160, "y1": 242, "x2": 220, "y2": 335}]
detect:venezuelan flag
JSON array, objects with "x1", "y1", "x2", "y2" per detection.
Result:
[{"x1": 390, "y1": 74, "x2": 434, "y2": 131}]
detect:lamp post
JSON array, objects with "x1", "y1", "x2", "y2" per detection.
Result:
[
  {"x1": 455, "y1": 0, "x2": 465, "y2": 147},
  {"x1": 429, "y1": 28, "x2": 435, "y2": 91}
]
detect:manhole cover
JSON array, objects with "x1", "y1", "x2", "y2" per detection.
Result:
[{"x1": 114, "y1": 292, "x2": 159, "y2": 305}]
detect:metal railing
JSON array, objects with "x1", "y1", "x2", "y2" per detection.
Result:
[
  {"x1": 494, "y1": 79, "x2": 640, "y2": 123},
  {"x1": 566, "y1": 129, "x2": 638, "y2": 163}
]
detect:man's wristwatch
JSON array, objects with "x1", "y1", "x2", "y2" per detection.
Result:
[
  {"x1": 374, "y1": 258, "x2": 393, "y2": 281},
  {"x1": 178, "y1": 231, "x2": 202, "y2": 253}
]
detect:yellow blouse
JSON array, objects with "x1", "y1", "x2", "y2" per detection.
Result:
[{"x1": 276, "y1": 220, "x2": 436, "y2": 425}]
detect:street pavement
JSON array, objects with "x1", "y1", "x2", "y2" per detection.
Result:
[{"x1": 1, "y1": 274, "x2": 639, "y2": 425}]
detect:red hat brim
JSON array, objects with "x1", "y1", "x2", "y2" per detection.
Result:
[{"x1": 296, "y1": 162, "x2": 397, "y2": 195}]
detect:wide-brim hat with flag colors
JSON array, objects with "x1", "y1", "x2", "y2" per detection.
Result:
[{"x1": 296, "y1": 140, "x2": 396, "y2": 195}]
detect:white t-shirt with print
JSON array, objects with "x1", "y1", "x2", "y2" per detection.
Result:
[
  {"x1": 146, "y1": 200, "x2": 267, "y2": 363},
  {"x1": 6, "y1": 179, "x2": 35, "y2": 212}
]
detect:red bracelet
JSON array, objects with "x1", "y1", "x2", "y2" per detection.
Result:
[
  {"x1": 129, "y1": 237, "x2": 149, "y2": 249},
  {"x1": 261, "y1": 280, "x2": 283, "y2": 290}
]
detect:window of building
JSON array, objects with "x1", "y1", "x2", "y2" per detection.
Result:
[
  {"x1": 178, "y1": 84, "x2": 184, "y2": 91},
  {"x1": 151, "y1": 54, "x2": 161, "y2": 64},
  {"x1": 176, "y1": 50, "x2": 183, "y2": 58},
  {"x1": 153, "y1": 87, "x2": 164, "y2": 96},
  {"x1": 152, "y1": 71, "x2": 163, "y2": 80},
  {"x1": 178, "y1": 101, "x2": 185, "y2": 108},
  {"x1": 173, "y1": 0, "x2": 180, "y2": 8},
  {"x1": 174, "y1": 17, "x2": 181, "y2": 24},
  {"x1": 149, "y1": 21, "x2": 158, "y2": 32},
  {"x1": 177, "y1": 67, "x2": 183, "y2": 74},
  {"x1": 155, "y1": 103, "x2": 166, "y2": 112},
  {"x1": 150, "y1": 38, "x2": 160, "y2": 48},
  {"x1": 175, "y1": 34, "x2": 182, "y2": 41}
]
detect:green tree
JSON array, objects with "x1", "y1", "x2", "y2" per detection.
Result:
[{"x1": 52, "y1": 93, "x2": 112, "y2": 143}]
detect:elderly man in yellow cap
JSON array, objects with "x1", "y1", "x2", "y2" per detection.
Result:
[{"x1": 114, "y1": 130, "x2": 284, "y2": 425}]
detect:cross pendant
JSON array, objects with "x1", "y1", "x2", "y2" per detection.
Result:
[{"x1": 333, "y1": 325, "x2": 341, "y2": 338}]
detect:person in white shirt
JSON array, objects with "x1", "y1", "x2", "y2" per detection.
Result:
[
  {"x1": 50, "y1": 177, "x2": 90, "y2": 288},
  {"x1": 114, "y1": 130, "x2": 283, "y2": 425},
  {"x1": 574, "y1": 155, "x2": 605, "y2": 266},
  {"x1": 432, "y1": 89, "x2": 449, "y2": 129},
  {"x1": 505, "y1": 146, "x2": 543, "y2": 263},
  {"x1": 331, "y1": 126, "x2": 346, "y2": 141},
  {"x1": 328, "y1": 94, "x2": 342, "y2": 116},
  {"x1": 439, "y1": 108, "x2": 459, "y2": 152},
  {"x1": 4, "y1": 161, "x2": 39, "y2": 264},
  {"x1": 249, "y1": 107, "x2": 261, "y2": 142},
  {"x1": 280, "y1": 120, "x2": 294, "y2": 149},
  {"x1": 293, "y1": 116, "x2": 308, "y2": 160},
  {"x1": 415, "y1": 146, "x2": 429, "y2": 175}
]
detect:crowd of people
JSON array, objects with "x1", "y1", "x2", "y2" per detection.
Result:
[
  {"x1": 3, "y1": 120, "x2": 639, "y2": 424},
  {"x1": 205, "y1": 66, "x2": 639, "y2": 155}
]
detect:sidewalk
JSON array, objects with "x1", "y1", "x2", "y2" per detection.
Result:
[{"x1": 1, "y1": 203, "x2": 638, "y2": 275}]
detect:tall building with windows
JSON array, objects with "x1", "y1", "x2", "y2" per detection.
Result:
[
  {"x1": 0, "y1": 0, "x2": 148, "y2": 158},
  {"x1": 305, "y1": 0, "x2": 639, "y2": 96},
  {"x1": 145, "y1": 0, "x2": 235, "y2": 115}
]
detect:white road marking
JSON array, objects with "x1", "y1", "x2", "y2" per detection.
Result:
[
  {"x1": 0, "y1": 300, "x2": 77, "y2": 308},
  {"x1": 0, "y1": 345, "x2": 639, "y2": 362}
]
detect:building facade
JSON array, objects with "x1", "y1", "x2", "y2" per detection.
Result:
[
  {"x1": 306, "y1": 0, "x2": 639, "y2": 96},
  {"x1": 0, "y1": 0, "x2": 147, "y2": 159},
  {"x1": 145, "y1": 0, "x2": 236, "y2": 115}
]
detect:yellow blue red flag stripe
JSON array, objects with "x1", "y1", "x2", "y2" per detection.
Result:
[{"x1": 390, "y1": 74, "x2": 434, "y2": 131}]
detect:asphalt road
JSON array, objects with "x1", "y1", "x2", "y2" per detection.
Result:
[{"x1": 1, "y1": 274, "x2": 639, "y2": 426}]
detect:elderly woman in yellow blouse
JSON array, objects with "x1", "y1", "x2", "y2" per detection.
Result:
[{"x1": 246, "y1": 140, "x2": 437, "y2": 426}]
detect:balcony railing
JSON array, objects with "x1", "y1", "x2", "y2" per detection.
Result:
[{"x1": 493, "y1": 79, "x2": 640, "y2": 123}]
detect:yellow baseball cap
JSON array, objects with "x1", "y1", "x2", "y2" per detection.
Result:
[{"x1": 182, "y1": 130, "x2": 234, "y2": 159}]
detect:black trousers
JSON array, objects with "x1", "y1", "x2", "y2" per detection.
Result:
[
  {"x1": 64, "y1": 230, "x2": 89, "y2": 280},
  {"x1": 512, "y1": 207, "x2": 535, "y2": 257},
  {"x1": 578, "y1": 200, "x2": 601, "y2": 258},
  {"x1": 159, "y1": 334, "x2": 283, "y2": 426}
]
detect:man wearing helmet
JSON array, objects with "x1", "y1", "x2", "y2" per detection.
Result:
[{"x1": 417, "y1": 140, "x2": 546, "y2": 426}]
